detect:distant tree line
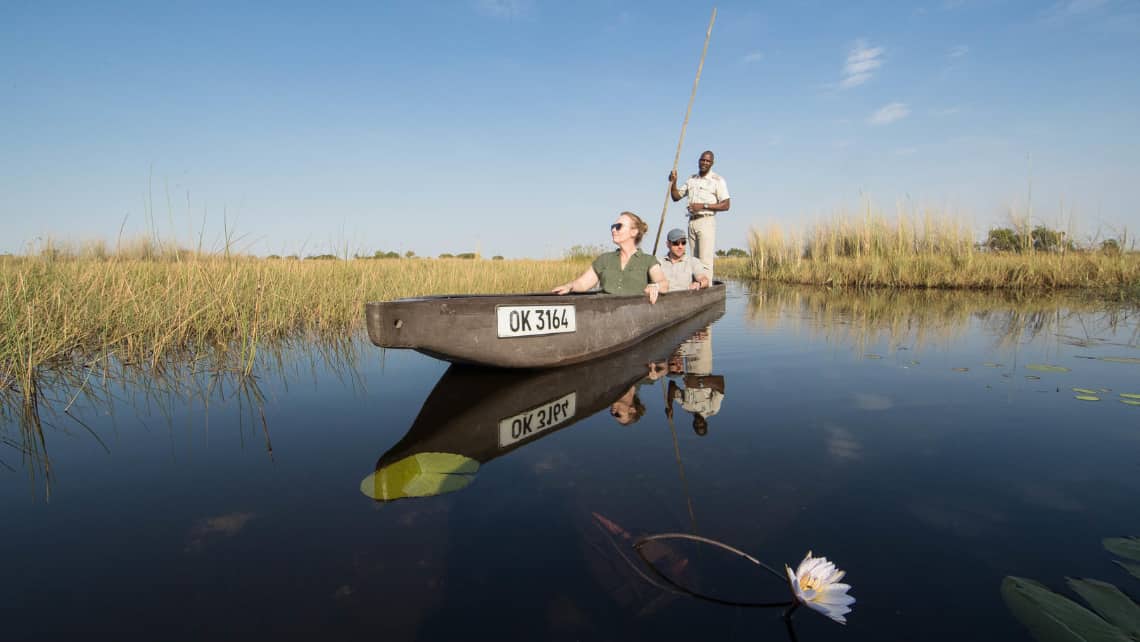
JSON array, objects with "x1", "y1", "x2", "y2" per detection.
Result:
[
  {"x1": 715, "y1": 248, "x2": 749, "y2": 257},
  {"x1": 985, "y1": 225, "x2": 1128, "y2": 254}
]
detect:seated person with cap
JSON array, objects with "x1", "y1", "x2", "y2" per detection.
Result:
[{"x1": 659, "y1": 228, "x2": 711, "y2": 291}]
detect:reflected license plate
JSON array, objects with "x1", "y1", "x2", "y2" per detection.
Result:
[
  {"x1": 498, "y1": 392, "x2": 577, "y2": 447},
  {"x1": 496, "y1": 304, "x2": 576, "y2": 338}
]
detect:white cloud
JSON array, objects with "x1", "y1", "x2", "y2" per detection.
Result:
[
  {"x1": 841, "y1": 39, "x2": 884, "y2": 89},
  {"x1": 475, "y1": 0, "x2": 531, "y2": 19},
  {"x1": 742, "y1": 51, "x2": 765, "y2": 63},
  {"x1": 948, "y1": 44, "x2": 970, "y2": 58},
  {"x1": 868, "y1": 102, "x2": 910, "y2": 125},
  {"x1": 1043, "y1": 0, "x2": 1108, "y2": 22}
]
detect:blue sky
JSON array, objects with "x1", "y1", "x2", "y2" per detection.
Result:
[{"x1": 2, "y1": 0, "x2": 1137, "y2": 258}]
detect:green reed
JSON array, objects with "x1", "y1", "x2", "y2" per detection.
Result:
[
  {"x1": 0, "y1": 254, "x2": 584, "y2": 397},
  {"x1": 742, "y1": 213, "x2": 1140, "y2": 292}
]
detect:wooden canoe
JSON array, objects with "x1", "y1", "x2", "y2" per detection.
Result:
[
  {"x1": 365, "y1": 282, "x2": 726, "y2": 368},
  {"x1": 360, "y1": 304, "x2": 725, "y2": 501}
]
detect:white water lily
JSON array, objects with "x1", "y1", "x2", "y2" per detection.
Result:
[{"x1": 785, "y1": 551, "x2": 856, "y2": 624}]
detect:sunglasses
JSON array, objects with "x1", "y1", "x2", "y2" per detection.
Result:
[
  {"x1": 610, "y1": 223, "x2": 623, "y2": 231},
  {"x1": 670, "y1": 239, "x2": 687, "y2": 246}
]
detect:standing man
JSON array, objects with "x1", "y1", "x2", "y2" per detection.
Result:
[
  {"x1": 660, "y1": 228, "x2": 711, "y2": 290},
  {"x1": 668, "y1": 150, "x2": 730, "y2": 275}
]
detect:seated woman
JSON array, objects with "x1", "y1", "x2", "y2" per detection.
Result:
[{"x1": 552, "y1": 211, "x2": 669, "y2": 303}]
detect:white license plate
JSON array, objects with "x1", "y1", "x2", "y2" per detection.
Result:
[
  {"x1": 498, "y1": 392, "x2": 577, "y2": 447},
  {"x1": 496, "y1": 305, "x2": 576, "y2": 338}
]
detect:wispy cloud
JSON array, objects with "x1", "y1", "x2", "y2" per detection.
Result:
[
  {"x1": 948, "y1": 44, "x2": 970, "y2": 58},
  {"x1": 475, "y1": 0, "x2": 531, "y2": 19},
  {"x1": 742, "y1": 51, "x2": 765, "y2": 63},
  {"x1": 841, "y1": 39, "x2": 884, "y2": 89},
  {"x1": 1041, "y1": 0, "x2": 1108, "y2": 23},
  {"x1": 868, "y1": 102, "x2": 910, "y2": 125}
]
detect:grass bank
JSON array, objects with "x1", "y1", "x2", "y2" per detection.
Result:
[
  {"x1": 742, "y1": 214, "x2": 1140, "y2": 292},
  {"x1": 0, "y1": 254, "x2": 583, "y2": 394}
]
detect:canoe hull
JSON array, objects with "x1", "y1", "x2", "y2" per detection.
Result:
[{"x1": 365, "y1": 283, "x2": 726, "y2": 368}]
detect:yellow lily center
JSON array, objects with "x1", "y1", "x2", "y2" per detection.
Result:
[{"x1": 799, "y1": 575, "x2": 822, "y2": 593}]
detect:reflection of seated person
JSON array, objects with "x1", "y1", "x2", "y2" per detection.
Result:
[
  {"x1": 659, "y1": 228, "x2": 711, "y2": 290},
  {"x1": 610, "y1": 362, "x2": 667, "y2": 425},
  {"x1": 666, "y1": 377, "x2": 724, "y2": 436}
]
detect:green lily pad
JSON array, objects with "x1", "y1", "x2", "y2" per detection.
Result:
[
  {"x1": 1120, "y1": 393, "x2": 1140, "y2": 400},
  {"x1": 1067, "y1": 578, "x2": 1140, "y2": 637},
  {"x1": 1073, "y1": 388, "x2": 1099, "y2": 395},
  {"x1": 1123, "y1": 400, "x2": 1140, "y2": 407},
  {"x1": 1099, "y1": 357, "x2": 1140, "y2": 365},
  {"x1": 1001, "y1": 576, "x2": 1131, "y2": 642},
  {"x1": 984, "y1": 362, "x2": 1004, "y2": 368},
  {"x1": 1115, "y1": 561, "x2": 1140, "y2": 580},
  {"x1": 864, "y1": 353, "x2": 883, "y2": 359},
  {"x1": 1103, "y1": 537, "x2": 1140, "y2": 562},
  {"x1": 1026, "y1": 375, "x2": 1042, "y2": 381},
  {"x1": 1027, "y1": 364, "x2": 1072, "y2": 373},
  {"x1": 1075, "y1": 395, "x2": 1101, "y2": 401}
]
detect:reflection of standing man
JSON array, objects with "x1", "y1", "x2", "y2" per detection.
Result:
[
  {"x1": 669, "y1": 150, "x2": 730, "y2": 275},
  {"x1": 664, "y1": 327, "x2": 723, "y2": 436}
]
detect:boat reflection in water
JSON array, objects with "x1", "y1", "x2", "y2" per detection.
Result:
[{"x1": 360, "y1": 303, "x2": 726, "y2": 501}]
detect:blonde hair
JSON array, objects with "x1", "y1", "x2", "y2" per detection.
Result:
[{"x1": 620, "y1": 211, "x2": 649, "y2": 245}]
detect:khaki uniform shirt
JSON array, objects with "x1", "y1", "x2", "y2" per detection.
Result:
[
  {"x1": 591, "y1": 249, "x2": 660, "y2": 297},
  {"x1": 660, "y1": 254, "x2": 711, "y2": 290},
  {"x1": 676, "y1": 171, "x2": 730, "y2": 217}
]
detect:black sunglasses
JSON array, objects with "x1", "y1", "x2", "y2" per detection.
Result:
[
  {"x1": 611, "y1": 223, "x2": 623, "y2": 231},
  {"x1": 670, "y1": 239, "x2": 687, "y2": 246}
]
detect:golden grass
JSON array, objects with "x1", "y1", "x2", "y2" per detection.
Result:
[
  {"x1": 744, "y1": 212, "x2": 1140, "y2": 291},
  {"x1": 0, "y1": 254, "x2": 583, "y2": 393}
]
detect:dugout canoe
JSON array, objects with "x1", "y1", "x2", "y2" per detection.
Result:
[
  {"x1": 365, "y1": 282, "x2": 727, "y2": 368},
  {"x1": 360, "y1": 304, "x2": 725, "y2": 502}
]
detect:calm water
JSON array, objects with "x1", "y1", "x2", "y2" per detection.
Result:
[{"x1": 4, "y1": 284, "x2": 1139, "y2": 641}]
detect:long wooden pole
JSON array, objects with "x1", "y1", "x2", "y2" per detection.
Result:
[{"x1": 652, "y1": 7, "x2": 717, "y2": 256}]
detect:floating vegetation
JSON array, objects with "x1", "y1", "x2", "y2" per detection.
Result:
[
  {"x1": 983, "y1": 362, "x2": 1004, "y2": 368},
  {"x1": 1120, "y1": 393, "x2": 1140, "y2": 400},
  {"x1": 1072, "y1": 388, "x2": 1099, "y2": 395},
  {"x1": 1026, "y1": 364, "x2": 1071, "y2": 373},
  {"x1": 863, "y1": 353, "x2": 883, "y2": 359},
  {"x1": 952, "y1": 367, "x2": 969, "y2": 372},
  {"x1": 1098, "y1": 357, "x2": 1140, "y2": 365},
  {"x1": 1025, "y1": 375, "x2": 1041, "y2": 381},
  {"x1": 1074, "y1": 395, "x2": 1100, "y2": 402},
  {"x1": 1122, "y1": 399, "x2": 1140, "y2": 407}
]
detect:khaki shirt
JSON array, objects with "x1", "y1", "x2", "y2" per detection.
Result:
[
  {"x1": 676, "y1": 171, "x2": 730, "y2": 217},
  {"x1": 660, "y1": 254, "x2": 710, "y2": 290}
]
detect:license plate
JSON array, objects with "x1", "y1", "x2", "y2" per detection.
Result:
[
  {"x1": 496, "y1": 305, "x2": 576, "y2": 338},
  {"x1": 498, "y1": 392, "x2": 577, "y2": 447}
]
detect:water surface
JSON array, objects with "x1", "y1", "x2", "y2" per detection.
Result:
[{"x1": 4, "y1": 284, "x2": 1139, "y2": 641}]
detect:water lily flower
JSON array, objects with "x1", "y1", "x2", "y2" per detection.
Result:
[{"x1": 785, "y1": 551, "x2": 856, "y2": 624}]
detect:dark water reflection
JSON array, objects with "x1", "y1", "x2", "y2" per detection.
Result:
[{"x1": 3, "y1": 284, "x2": 1140, "y2": 641}]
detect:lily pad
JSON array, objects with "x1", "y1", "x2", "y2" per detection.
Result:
[
  {"x1": 864, "y1": 353, "x2": 883, "y2": 360},
  {"x1": 984, "y1": 362, "x2": 1004, "y2": 368},
  {"x1": 1026, "y1": 375, "x2": 1042, "y2": 381},
  {"x1": 1120, "y1": 393, "x2": 1140, "y2": 400},
  {"x1": 1103, "y1": 537, "x2": 1140, "y2": 562},
  {"x1": 1123, "y1": 400, "x2": 1140, "y2": 407},
  {"x1": 1099, "y1": 357, "x2": 1140, "y2": 365},
  {"x1": 1075, "y1": 395, "x2": 1101, "y2": 402},
  {"x1": 1027, "y1": 364, "x2": 1071, "y2": 373},
  {"x1": 952, "y1": 367, "x2": 969, "y2": 372},
  {"x1": 1001, "y1": 576, "x2": 1131, "y2": 642},
  {"x1": 359, "y1": 452, "x2": 479, "y2": 501},
  {"x1": 1115, "y1": 561, "x2": 1140, "y2": 580},
  {"x1": 1067, "y1": 578, "x2": 1140, "y2": 637},
  {"x1": 1073, "y1": 388, "x2": 1099, "y2": 395}
]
